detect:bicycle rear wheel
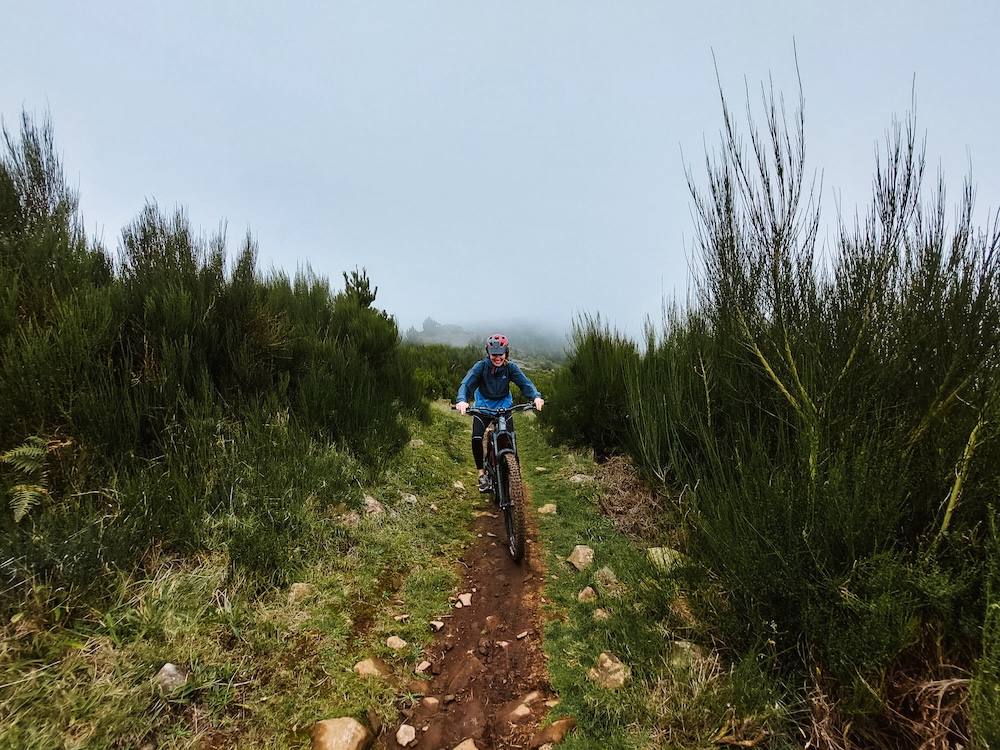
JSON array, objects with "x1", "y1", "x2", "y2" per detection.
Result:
[{"x1": 499, "y1": 453, "x2": 526, "y2": 562}]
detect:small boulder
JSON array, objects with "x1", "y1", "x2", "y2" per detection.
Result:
[
  {"x1": 568, "y1": 473, "x2": 592, "y2": 483},
  {"x1": 311, "y1": 717, "x2": 373, "y2": 750},
  {"x1": 520, "y1": 690, "x2": 542, "y2": 705},
  {"x1": 507, "y1": 703, "x2": 532, "y2": 723},
  {"x1": 567, "y1": 545, "x2": 594, "y2": 571},
  {"x1": 363, "y1": 496, "x2": 384, "y2": 517},
  {"x1": 353, "y1": 657, "x2": 393, "y2": 679},
  {"x1": 401, "y1": 493, "x2": 417, "y2": 504},
  {"x1": 409, "y1": 439, "x2": 425, "y2": 448},
  {"x1": 387, "y1": 636, "x2": 408, "y2": 650},
  {"x1": 529, "y1": 717, "x2": 577, "y2": 747},
  {"x1": 452, "y1": 740, "x2": 480, "y2": 750},
  {"x1": 395, "y1": 723, "x2": 417, "y2": 747},
  {"x1": 587, "y1": 652, "x2": 631, "y2": 689},
  {"x1": 537, "y1": 503, "x2": 557, "y2": 515},
  {"x1": 594, "y1": 567, "x2": 626, "y2": 597},
  {"x1": 154, "y1": 663, "x2": 189, "y2": 694},
  {"x1": 593, "y1": 608, "x2": 611, "y2": 621},
  {"x1": 577, "y1": 586, "x2": 598, "y2": 603},
  {"x1": 458, "y1": 592, "x2": 473, "y2": 607}
]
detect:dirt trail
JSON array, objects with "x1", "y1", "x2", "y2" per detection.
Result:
[{"x1": 377, "y1": 492, "x2": 555, "y2": 750}]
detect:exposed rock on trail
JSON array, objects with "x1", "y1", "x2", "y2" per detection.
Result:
[{"x1": 377, "y1": 501, "x2": 556, "y2": 750}]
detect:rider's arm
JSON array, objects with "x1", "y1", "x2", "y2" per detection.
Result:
[
  {"x1": 456, "y1": 360, "x2": 485, "y2": 406},
  {"x1": 507, "y1": 362, "x2": 541, "y2": 400}
]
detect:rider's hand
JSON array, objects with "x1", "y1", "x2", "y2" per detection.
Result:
[
  {"x1": 456, "y1": 401, "x2": 469, "y2": 415},
  {"x1": 533, "y1": 397, "x2": 544, "y2": 411}
]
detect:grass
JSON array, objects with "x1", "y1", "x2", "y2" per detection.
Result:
[
  {"x1": 516, "y1": 418, "x2": 793, "y2": 749},
  {"x1": 0, "y1": 403, "x2": 479, "y2": 749},
  {"x1": 2, "y1": 398, "x2": 798, "y2": 749},
  {"x1": 0, "y1": 391, "x2": 842, "y2": 750}
]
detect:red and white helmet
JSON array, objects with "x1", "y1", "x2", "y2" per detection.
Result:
[{"x1": 485, "y1": 333, "x2": 509, "y2": 356}]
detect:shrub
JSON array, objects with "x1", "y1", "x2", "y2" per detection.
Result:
[
  {"x1": 0, "y1": 114, "x2": 418, "y2": 611},
  {"x1": 548, "y1": 68, "x2": 999, "y2": 741},
  {"x1": 536, "y1": 315, "x2": 638, "y2": 458}
]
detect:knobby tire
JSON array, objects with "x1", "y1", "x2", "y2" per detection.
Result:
[{"x1": 500, "y1": 453, "x2": 526, "y2": 562}]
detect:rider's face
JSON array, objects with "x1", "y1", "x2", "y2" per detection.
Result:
[{"x1": 489, "y1": 352, "x2": 505, "y2": 365}]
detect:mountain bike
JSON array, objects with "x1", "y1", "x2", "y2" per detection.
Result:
[{"x1": 456, "y1": 403, "x2": 535, "y2": 562}]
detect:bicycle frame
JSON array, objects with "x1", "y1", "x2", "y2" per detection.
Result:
[
  {"x1": 456, "y1": 402, "x2": 535, "y2": 561},
  {"x1": 466, "y1": 403, "x2": 534, "y2": 509}
]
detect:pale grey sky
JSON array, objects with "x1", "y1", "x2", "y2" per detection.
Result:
[{"x1": 3, "y1": 2, "x2": 998, "y2": 339}]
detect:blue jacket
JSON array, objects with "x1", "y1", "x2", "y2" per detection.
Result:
[{"x1": 456, "y1": 359, "x2": 541, "y2": 410}]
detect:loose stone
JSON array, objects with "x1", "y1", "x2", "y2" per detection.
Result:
[
  {"x1": 353, "y1": 657, "x2": 393, "y2": 678},
  {"x1": 154, "y1": 663, "x2": 189, "y2": 694},
  {"x1": 395, "y1": 723, "x2": 417, "y2": 747},
  {"x1": 311, "y1": 717, "x2": 373, "y2": 750},
  {"x1": 567, "y1": 545, "x2": 594, "y2": 570},
  {"x1": 587, "y1": 652, "x2": 631, "y2": 689},
  {"x1": 529, "y1": 717, "x2": 577, "y2": 747}
]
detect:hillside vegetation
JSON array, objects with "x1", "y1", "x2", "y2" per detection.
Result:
[
  {"x1": 540, "y1": 79, "x2": 1000, "y2": 746},
  {"x1": 4, "y1": 72, "x2": 999, "y2": 749},
  {"x1": 0, "y1": 112, "x2": 427, "y2": 612}
]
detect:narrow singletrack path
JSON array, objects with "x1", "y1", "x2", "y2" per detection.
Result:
[{"x1": 377, "y1": 488, "x2": 554, "y2": 750}]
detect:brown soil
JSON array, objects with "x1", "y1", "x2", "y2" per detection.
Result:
[{"x1": 376, "y1": 493, "x2": 555, "y2": 750}]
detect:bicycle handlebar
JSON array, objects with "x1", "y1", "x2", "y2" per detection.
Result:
[{"x1": 451, "y1": 402, "x2": 536, "y2": 417}]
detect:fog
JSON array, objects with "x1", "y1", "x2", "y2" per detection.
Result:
[{"x1": 3, "y1": 2, "x2": 998, "y2": 341}]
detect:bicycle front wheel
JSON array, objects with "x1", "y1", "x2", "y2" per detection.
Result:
[{"x1": 499, "y1": 453, "x2": 526, "y2": 562}]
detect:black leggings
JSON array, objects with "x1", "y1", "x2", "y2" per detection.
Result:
[{"x1": 471, "y1": 414, "x2": 515, "y2": 470}]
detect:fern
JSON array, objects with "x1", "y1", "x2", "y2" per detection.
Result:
[
  {"x1": 1, "y1": 436, "x2": 49, "y2": 521},
  {"x1": 2, "y1": 436, "x2": 45, "y2": 474},
  {"x1": 9, "y1": 483, "x2": 46, "y2": 522}
]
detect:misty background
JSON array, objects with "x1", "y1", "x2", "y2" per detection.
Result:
[{"x1": 3, "y1": 2, "x2": 998, "y2": 348}]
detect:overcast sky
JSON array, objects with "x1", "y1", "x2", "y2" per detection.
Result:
[{"x1": 3, "y1": 2, "x2": 998, "y2": 340}]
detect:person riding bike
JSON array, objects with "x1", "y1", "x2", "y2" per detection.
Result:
[{"x1": 456, "y1": 334, "x2": 544, "y2": 493}]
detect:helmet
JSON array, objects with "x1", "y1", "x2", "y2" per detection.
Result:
[{"x1": 485, "y1": 333, "x2": 509, "y2": 356}]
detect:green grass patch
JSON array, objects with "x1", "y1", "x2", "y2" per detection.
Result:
[
  {"x1": 0, "y1": 403, "x2": 478, "y2": 749},
  {"x1": 519, "y1": 418, "x2": 796, "y2": 749}
]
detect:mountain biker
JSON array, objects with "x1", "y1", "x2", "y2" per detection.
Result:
[{"x1": 456, "y1": 334, "x2": 544, "y2": 493}]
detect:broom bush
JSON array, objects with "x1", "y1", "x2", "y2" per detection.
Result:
[{"x1": 547, "y1": 69, "x2": 999, "y2": 745}]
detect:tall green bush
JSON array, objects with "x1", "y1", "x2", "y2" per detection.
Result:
[
  {"x1": 401, "y1": 342, "x2": 482, "y2": 400},
  {"x1": 0, "y1": 113, "x2": 420, "y2": 611},
  {"x1": 550, "y1": 71, "x2": 999, "y2": 742},
  {"x1": 536, "y1": 315, "x2": 638, "y2": 458}
]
